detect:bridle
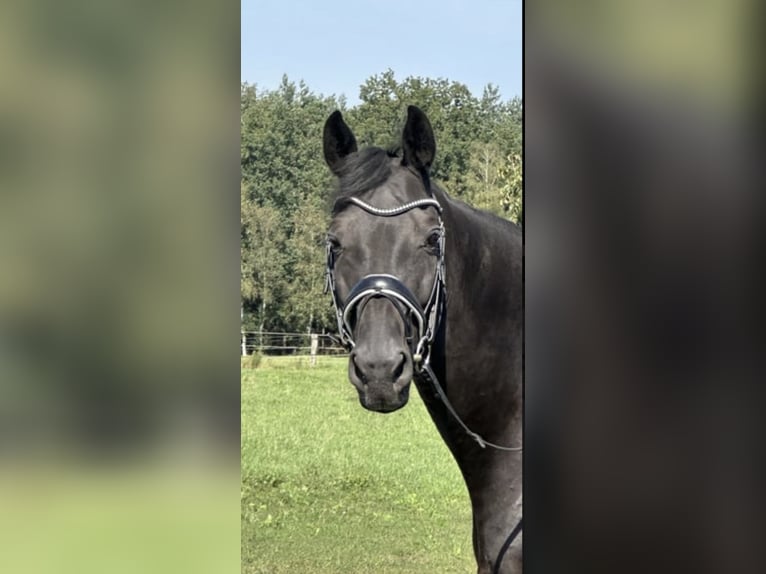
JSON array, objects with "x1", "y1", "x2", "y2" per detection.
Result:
[
  {"x1": 324, "y1": 194, "x2": 522, "y2": 453},
  {"x1": 324, "y1": 193, "x2": 522, "y2": 572},
  {"x1": 325, "y1": 196, "x2": 445, "y2": 365}
]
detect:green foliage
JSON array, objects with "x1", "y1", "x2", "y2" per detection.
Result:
[
  {"x1": 241, "y1": 73, "x2": 522, "y2": 333},
  {"x1": 241, "y1": 195, "x2": 288, "y2": 332},
  {"x1": 241, "y1": 358, "x2": 473, "y2": 573},
  {"x1": 498, "y1": 152, "x2": 524, "y2": 224},
  {"x1": 282, "y1": 197, "x2": 333, "y2": 332}
]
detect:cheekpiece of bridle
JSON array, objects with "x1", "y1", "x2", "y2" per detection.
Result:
[{"x1": 324, "y1": 196, "x2": 446, "y2": 370}]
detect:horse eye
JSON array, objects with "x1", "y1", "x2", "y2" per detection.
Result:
[
  {"x1": 424, "y1": 230, "x2": 441, "y2": 253},
  {"x1": 328, "y1": 236, "x2": 343, "y2": 254}
]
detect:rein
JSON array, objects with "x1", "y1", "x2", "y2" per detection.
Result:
[{"x1": 492, "y1": 517, "x2": 523, "y2": 574}]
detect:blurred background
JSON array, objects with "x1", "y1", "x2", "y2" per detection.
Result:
[
  {"x1": 0, "y1": 1, "x2": 240, "y2": 572},
  {"x1": 2, "y1": 0, "x2": 763, "y2": 572},
  {"x1": 525, "y1": 1, "x2": 763, "y2": 573}
]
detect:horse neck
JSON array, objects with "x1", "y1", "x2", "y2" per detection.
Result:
[
  {"x1": 436, "y1": 188, "x2": 522, "y2": 348},
  {"x1": 440, "y1": 195, "x2": 499, "y2": 308},
  {"x1": 428, "y1": 188, "x2": 523, "y2": 446}
]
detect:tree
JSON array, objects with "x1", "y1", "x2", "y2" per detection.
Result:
[
  {"x1": 464, "y1": 142, "x2": 506, "y2": 216},
  {"x1": 241, "y1": 190, "x2": 288, "y2": 337},
  {"x1": 240, "y1": 78, "x2": 339, "y2": 334},
  {"x1": 240, "y1": 77, "x2": 338, "y2": 212},
  {"x1": 498, "y1": 152, "x2": 523, "y2": 224},
  {"x1": 283, "y1": 198, "x2": 333, "y2": 333}
]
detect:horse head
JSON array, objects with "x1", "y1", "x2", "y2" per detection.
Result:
[{"x1": 323, "y1": 106, "x2": 444, "y2": 413}]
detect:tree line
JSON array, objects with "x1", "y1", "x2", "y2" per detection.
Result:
[{"x1": 241, "y1": 70, "x2": 522, "y2": 338}]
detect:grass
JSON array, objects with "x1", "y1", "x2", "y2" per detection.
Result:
[{"x1": 241, "y1": 356, "x2": 474, "y2": 573}]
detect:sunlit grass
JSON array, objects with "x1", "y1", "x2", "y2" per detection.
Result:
[{"x1": 241, "y1": 356, "x2": 474, "y2": 573}]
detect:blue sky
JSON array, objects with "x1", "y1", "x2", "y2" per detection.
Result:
[{"x1": 241, "y1": 0, "x2": 522, "y2": 105}]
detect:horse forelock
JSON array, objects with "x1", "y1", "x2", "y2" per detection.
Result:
[{"x1": 331, "y1": 147, "x2": 434, "y2": 215}]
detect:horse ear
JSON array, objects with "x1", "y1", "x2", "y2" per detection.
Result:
[
  {"x1": 323, "y1": 110, "x2": 358, "y2": 175},
  {"x1": 401, "y1": 105, "x2": 436, "y2": 171}
]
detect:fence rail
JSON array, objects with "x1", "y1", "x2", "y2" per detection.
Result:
[{"x1": 241, "y1": 331, "x2": 347, "y2": 356}]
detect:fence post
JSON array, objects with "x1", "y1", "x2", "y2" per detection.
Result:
[
  {"x1": 310, "y1": 333, "x2": 319, "y2": 366},
  {"x1": 240, "y1": 303, "x2": 247, "y2": 356}
]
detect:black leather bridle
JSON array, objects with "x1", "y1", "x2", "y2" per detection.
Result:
[{"x1": 324, "y1": 196, "x2": 446, "y2": 366}]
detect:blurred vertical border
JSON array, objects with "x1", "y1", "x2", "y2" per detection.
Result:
[
  {"x1": 525, "y1": 1, "x2": 764, "y2": 573},
  {"x1": 0, "y1": 1, "x2": 240, "y2": 573}
]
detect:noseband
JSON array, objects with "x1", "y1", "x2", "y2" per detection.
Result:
[{"x1": 324, "y1": 196, "x2": 446, "y2": 366}]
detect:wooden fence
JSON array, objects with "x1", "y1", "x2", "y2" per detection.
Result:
[{"x1": 241, "y1": 331, "x2": 346, "y2": 357}]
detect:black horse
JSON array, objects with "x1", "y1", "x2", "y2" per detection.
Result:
[{"x1": 323, "y1": 106, "x2": 523, "y2": 574}]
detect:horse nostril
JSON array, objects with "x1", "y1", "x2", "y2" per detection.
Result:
[
  {"x1": 392, "y1": 353, "x2": 405, "y2": 381},
  {"x1": 351, "y1": 350, "x2": 407, "y2": 384}
]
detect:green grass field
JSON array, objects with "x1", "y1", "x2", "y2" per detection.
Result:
[{"x1": 241, "y1": 356, "x2": 474, "y2": 573}]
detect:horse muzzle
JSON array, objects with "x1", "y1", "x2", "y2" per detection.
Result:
[
  {"x1": 353, "y1": 376, "x2": 412, "y2": 413},
  {"x1": 346, "y1": 297, "x2": 415, "y2": 413},
  {"x1": 348, "y1": 345, "x2": 414, "y2": 412}
]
